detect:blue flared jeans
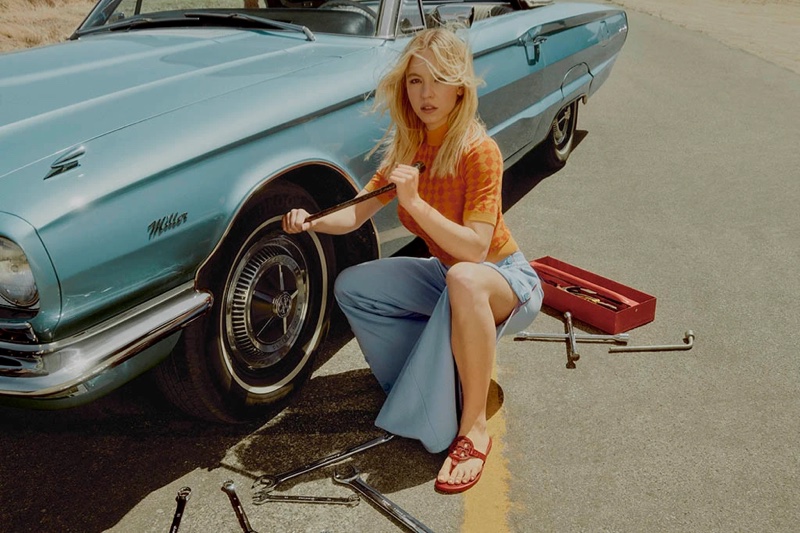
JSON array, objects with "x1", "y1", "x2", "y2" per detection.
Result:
[{"x1": 334, "y1": 251, "x2": 543, "y2": 453}]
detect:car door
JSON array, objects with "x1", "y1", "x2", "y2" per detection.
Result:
[
  {"x1": 465, "y1": 11, "x2": 556, "y2": 163},
  {"x1": 466, "y1": 6, "x2": 617, "y2": 164}
]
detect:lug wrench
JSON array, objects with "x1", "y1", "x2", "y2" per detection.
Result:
[
  {"x1": 333, "y1": 465, "x2": 435, "y2": 533},
  {"x1": 255, "y1": 493, "x2": 360, "y2": 506},
  {"x1": 514, "y1": 331, "x2": 630, "y2": 343},
  {"x1": 609, "y1": 330, "x2": 695, "y2": 353},
  {"x1": 564, "y1": 311, "x2": 580, "y2": 369},
  {"x1": 307, "y1": 162, "x2": 425, "y2": 222},
  {"x1": 169, "y1": 486, "x2": 191, "y2": 533},
  {"x1": 252, "y1": 432, "x2": 394, "y2": 500},
  {"x1": 222, "y1": 480, "x2": 259, "y2": 533}
]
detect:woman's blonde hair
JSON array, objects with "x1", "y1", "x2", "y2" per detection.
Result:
[{"x1": 370, "y1": 28, "x2": 486, "y2": 178}]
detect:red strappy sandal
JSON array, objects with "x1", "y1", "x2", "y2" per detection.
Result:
[{"x1": 434, "y1": 435, "x2": 493, "y2": 494}]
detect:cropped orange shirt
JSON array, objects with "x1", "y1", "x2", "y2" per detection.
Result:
[{"x1": 364, "y1": 127, "x2": 518, "y2": 266}]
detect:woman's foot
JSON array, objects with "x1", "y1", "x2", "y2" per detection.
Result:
[{"x1": 435, "y1": 430, "x2": 492, "y2": 493}]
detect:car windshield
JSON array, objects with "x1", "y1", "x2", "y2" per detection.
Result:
[{"x1": 76, "y1": 0, "x2": 384, "y2": 38}]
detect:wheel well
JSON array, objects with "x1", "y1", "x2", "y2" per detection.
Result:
[
  {"x1": 279, "y1": 164, "x2": 381, "y2": 276},
  {"x1": 198, "y1": 163, "x2": 380, "y2": 286}
]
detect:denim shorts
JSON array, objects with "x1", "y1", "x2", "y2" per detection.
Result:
[{"x1": 482, "y1": 251, "x2": 544, "y2": 336}]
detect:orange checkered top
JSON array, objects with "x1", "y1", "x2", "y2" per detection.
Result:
[{"x1": 365, "y1": 132, "x2": 518, "y2": 266}]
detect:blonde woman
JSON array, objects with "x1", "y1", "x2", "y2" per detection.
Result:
[{"x1": 282, "y1": 28, "x2": 543, "y2": 493}]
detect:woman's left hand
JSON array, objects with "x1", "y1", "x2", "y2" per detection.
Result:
[{"x1": 387, "y1": 163, "x2": 422, "y2": 210}]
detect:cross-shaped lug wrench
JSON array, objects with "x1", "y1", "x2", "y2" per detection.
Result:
[
  {"x1": 514, "y1": 331, "x2": 630, "y2": 343},
  {"x1": 333, "y1": 465, "x2": 435, "y2": 533},
  {"x1": 608, "y1": 330, "x2": 695, "y2": 353},
  {"x1": 252, "y1": 432, "x2": 393, "y2": 503},
  {"x1": 564, "y1": 311, "x2": 580, "y2": 369}
]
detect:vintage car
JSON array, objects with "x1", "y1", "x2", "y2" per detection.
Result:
[{"x1": 0, "y1": 0, "x2": 627, "y2": 421}]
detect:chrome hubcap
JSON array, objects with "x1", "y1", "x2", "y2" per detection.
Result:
[
  {"x1": 225, "y1": 236, "x2": 308, "y2": 369},
  {"x1": 552, "y1": 105, "x2": 573, "y2": 147}
]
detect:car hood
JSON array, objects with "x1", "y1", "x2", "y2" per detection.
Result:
[{"x1": 0, "y1": 29, "x2": 367, "y2": 179}]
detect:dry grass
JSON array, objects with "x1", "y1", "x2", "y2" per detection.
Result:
[
  {"x1": 2, "y1": 0, "x2": 799, "y2": 73},
  {"x1": 0, "y1": 0, "x2": 95, "y2": 53}
]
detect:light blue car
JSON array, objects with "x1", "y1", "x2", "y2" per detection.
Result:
[{"x1": 0, "y1": 0, "x2": 627, "y2": 421}]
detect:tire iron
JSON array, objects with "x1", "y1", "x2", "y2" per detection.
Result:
[
  {"x1": 564, "y1": 311, "x2": 580, "y2": 369},
  {"x1": 609, "y1": 330, "x2": 695, "y2": 353},
  {"x1": 514, "y1": 331, "x2": 630, "y2": 343}
]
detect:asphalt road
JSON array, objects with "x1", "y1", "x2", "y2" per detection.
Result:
[{"x1": 1, "y1": 7, "x2": 799, "y2": 533}]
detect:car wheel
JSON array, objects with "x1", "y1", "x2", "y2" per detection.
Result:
[
  {"x1": 539, "y1": 100, "x2": 578, "y2": 169},
  {"x1": 156, "y1": 183, "x2": 335, "y2": 423}
]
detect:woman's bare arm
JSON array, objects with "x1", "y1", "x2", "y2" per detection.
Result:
[{"x1": 282, "y1": 191, "x2": 386, "y2": 235}]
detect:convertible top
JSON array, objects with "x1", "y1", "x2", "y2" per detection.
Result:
[{"x1": 511, "y1": 0, "x2": 554, "y2": 9}]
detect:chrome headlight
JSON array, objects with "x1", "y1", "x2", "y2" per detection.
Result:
[{"x1": 0, "y1": 237, "x2": 39, "y2": 308}]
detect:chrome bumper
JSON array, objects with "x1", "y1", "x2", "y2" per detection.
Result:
[{"x1": 0, "y1": 283, "x2": 212, "y2": 399}]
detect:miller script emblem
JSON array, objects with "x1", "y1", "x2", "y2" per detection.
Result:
[{"x1": 148, "y1": 212, "x2": 188, "y2": 240}]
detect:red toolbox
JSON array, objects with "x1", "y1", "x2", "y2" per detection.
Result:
[{"x1": 531, "y1": 256, "x2": 657, "y2": 334}]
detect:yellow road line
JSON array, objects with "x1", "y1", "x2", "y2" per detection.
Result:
[{"x1": 460, "y1": 370, "x2": 511, "y2": 533}]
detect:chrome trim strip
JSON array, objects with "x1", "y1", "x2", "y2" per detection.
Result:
[
  {"x1": 0, "y1": 321, "x2": 37, "y2": 343},
  {"x1": 473, "y1": 10, "x2": 623, "y2": 60},
  {"x1": 0, "y1": 282, "x2": 212, "y2": 397},
  {"x1": 376, "y1": 0, "x2": 401, "y2": 39}
]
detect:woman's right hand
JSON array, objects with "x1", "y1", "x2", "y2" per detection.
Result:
[{"x1": 282, "y1": 208, "x2": 312, "y2": 234}]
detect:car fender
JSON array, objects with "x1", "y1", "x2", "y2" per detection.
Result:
[
  {"x1": 33, "y1": 129, "x2": 384, "y2": 339},
  {"x1": 194, "y1": 157, "x2": 383, "y2": 287},
  {"x1": 0, "y1": 212, "x2": 61, "y2": 341},
  {"x1": 22, "y1": 59, "x2": 388, "y2": 338}
]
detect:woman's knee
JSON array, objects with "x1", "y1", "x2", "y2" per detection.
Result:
[
  {"x1": 334, "y1": 260, "x2": 388, "y2": 306},
  {"x1": 334, "y1": 264, "x2": 361, "y2": 305},
  {"x1": 446, "y1": 263, "x2": 484, "y2": 305}
]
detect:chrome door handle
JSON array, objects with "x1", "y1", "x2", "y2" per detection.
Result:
[{"x1": 519, "y1": 33, "x2": 547, "y2": 65}]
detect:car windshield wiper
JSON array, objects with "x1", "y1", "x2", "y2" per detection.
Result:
[
  {"x1": 73, "y1": 16, "x2": 192, "y2": 38},
  {"x1": 184, "y1": 12, "x2": 315, "y2": 41},
  {"x1": 73, "y1": 12, "x2": 315, "y2": 41}
]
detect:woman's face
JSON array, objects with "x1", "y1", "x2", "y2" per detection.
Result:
[{"x1": 405, "y1": 49, "x2": 463, "y2": 131}]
